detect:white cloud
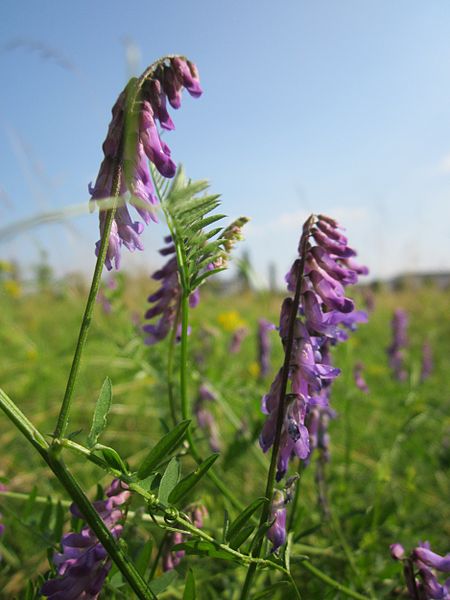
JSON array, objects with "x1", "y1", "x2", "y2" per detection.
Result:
[
  {"x1": 246, "y1": 206, "x2": 369, "y2": 238},
  {"x1": 436, "y1": 153, "x2": 450, "y2": 174}
]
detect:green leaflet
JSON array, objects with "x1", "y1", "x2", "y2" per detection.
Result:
[
  {"x1": 148, "y1": 570, "x2": 178, "y2": 595},
  {"x1": 137, "y1": 420, "x2": 190, "y2": 480},
  {"x1": 172, "y1": 540, "x2": 244, "y2": 564},
  {"x1": 168, "y1": 454, "x2": 219, "y2": 505},
  {"x1": 226, "y1": 497, "x2": 266, "y2": 542},
  {"x1": 158, "y1": 457, "x2": 181, "y2": 505},
  {"x1": 92, "y1": 444, "x2": 128, "y2": 474},
  {"x1": 183, "y1": 569, "x2": 196, "y2": 600},
  {"x1": 152, "y1": 164, "x2": 247, "y2": 296},
  {"x1": 135, "y1": 540, "x2": 153, "y2": 578},
  {"x1": 87, "y1": 377, "x2": 112, "y2": 448}
]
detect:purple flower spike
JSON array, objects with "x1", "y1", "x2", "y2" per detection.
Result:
[
  {"x1": 354, "y1": 362, "x2": 369, "y2": 393},
  {"x1": 143, "y1": 236, "x2": 200, "y2": 344},
  {"x1": 194, "y1": 383, "x2": 221, "y2": 452},
  {"x1": 229, "y1": 326, "x2": 248, "y2": 354},
  {"x1": 41, "y1": 479, "x2": 130, "y2": 600},
  {"x1": 421, "y1": 339, "x2": 433, "y2": 382},
  {"x1": 387, "y1": 308, "x2": 408, "y2": 381},
  {"x1": 258, "y1": 318, "x2": 276, "y2": 377},
  {"x1": 90, "y1": 56, "x2": 202, "y2": 269},
  {"x1": 260, "y1": 214, "x2": 368, "y2": 479},
  {"x1": 267, "y1": 490, "x2": 287, "y2": 552}
]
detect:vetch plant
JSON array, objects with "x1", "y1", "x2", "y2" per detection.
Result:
[{"x1": 0, "y1": 54, "x2": 392, "y2": 600}]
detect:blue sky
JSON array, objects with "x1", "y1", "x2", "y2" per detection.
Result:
[{"x1": 1, "y1": 0, "x2": 450, "y2": 283}]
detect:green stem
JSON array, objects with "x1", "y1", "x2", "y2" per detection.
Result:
[
  {"x1": 240, "y1": 217, "x2": 314, "y2": 600},
  {"x1": 53, "y1": 170, "x2": 121, "y2": 441},
  {"x1": 167, "y1": 303, "x2": 181, "y2": 426},
  {"x1": 300, "y1": 561, "x2": 370, "y2": 600},
  {"x1": 178, "y1": 293, "x2": 246, "y2": 514}
]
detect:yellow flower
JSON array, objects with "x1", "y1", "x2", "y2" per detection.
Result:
[
  {"x1": 0, "y1": 260, "x2": 13, "y2": 273},
  {"x1": 3, "y1": 280, "x2": 22, "y2": 298},
  {"x1": 217, "y1": 310, "x2": 246, "y2": 332},
  {"x1": 248, "y1": 362, "x2": 260, "y2": 378},
  {"x1": 26, "y1": 348, "x2": 38, "y2": 361}
]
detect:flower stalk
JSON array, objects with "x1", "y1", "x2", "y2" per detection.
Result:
[{"x1": 240, "y1": 216, "x2": 313, "y2": 600}]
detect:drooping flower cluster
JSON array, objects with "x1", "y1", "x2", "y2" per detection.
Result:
[
  {"x1": 194, "y1": 383, "x2": 221, "y2": 452},
  {"x1": 143, "y1": 236, "x2": 200, "y2": 344},
  {"x1": 387, "y1": 308, "x2": 408, "y2": 381},
  {"x1": 41, "y1": 479, "x2": 130, "y2": 600},
  {"x1": 162, "y1": 504, "x2": 208, "y2": 571},
  {"x1": 391, "y1": 541, "x2": 450, "y2": 599},
  {"x1": 257, "y1": 319, "x2": 275, "y2": 377},
  {"x1": 260, "y1": 214, "x2": 368, "y2": 481},
  {"x1": 354, "y1": 361, "x2": 369, "y2": 393},
  {"x1": 89, "y1": 56, "x2": 202, "y2": 270},
  {"x1": 421, "y1": 339, "x2": 433, "y2": 382}
]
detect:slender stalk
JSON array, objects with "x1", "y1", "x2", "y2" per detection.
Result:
[
  {"x1": 53, "y1": 166, "x2": 121, "y2": 442},
  {"x1": 240, "y1": 217, "x2": 314, "y2": 600},
  {"x1": 328, "y1": 507, "x2": 376, "y2": 599}
]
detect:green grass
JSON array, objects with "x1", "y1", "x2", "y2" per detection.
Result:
[{"x1": 0, "y1": 275, "x2": 449, "y2": 598}]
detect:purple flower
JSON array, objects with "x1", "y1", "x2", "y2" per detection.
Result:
[
  {"x1": 163, "y1": 504, "x2": 208, "y2": 571},
  {"x1": 391, "y1": 541, "x2": 450, "y2": 599},
  {"x1": 421, "y1": 339, "x2": 433, "y2": 382},
  {"x1": 162, "y1": 531, "x2": 185, "y2": 572},
  {"x1": 390, "y1": 543, "x2": 406, "y2": 560},
  {"x1": 414, "y1": 545, "x2": 450, "y2": 573},
  {"x1": 194, "y1": 383, "x2": 221, "y2": 452},
  {"x1": 90, "y1": 56, "x2": 202, "y2": 270},
  {"x1": 260, "y1": 214, "x2": 368, "y2": 480},
  {"x1": 267, "y1": 490, "x2": 287, "y2": 552},
  {"x1": 257, "y1": 319, "x2": 275, "y2": 377},
  {"x1": 41, "y1": 480, "x2": 130, "y2": 600},
  {"x1": 387, "y1": 309, "x2": 408, "y2": 381},
  {"x1": 229, "y1": 326, "x2": 248, "y2": 354},
  {"x1": 143, "y1": 236, "x2": 199, "y2": 344},
  {"x1": 354, "y1": 362, "x2": 369, "y2": 393}
]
